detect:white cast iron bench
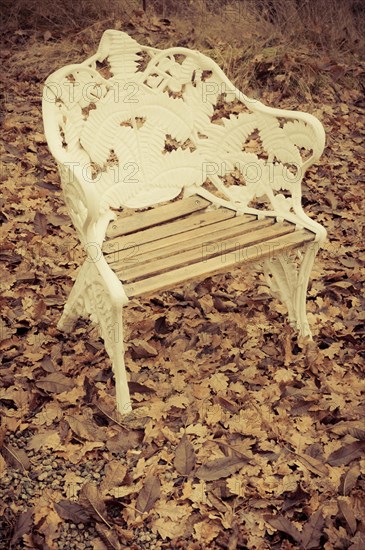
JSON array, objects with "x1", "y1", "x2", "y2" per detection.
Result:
[{"x1": 42, "y1": 30, "x2": 326, "y2": 414}]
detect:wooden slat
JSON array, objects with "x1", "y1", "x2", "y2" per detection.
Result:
[
  {"x1": 106, "y1": 216, "x2": 274, "y2": 273},
  {"x1": 103, "y1": 207, "x2": 238, "y2": 253},
  {"x1": 106, "y1": 195, "x2": 211, "y2": 238},
  {"x1": 123, "y1": 230, "x2": 315, "y2": 298},
  {"x1": 105, "y1": 211, "x2": 260, "y2": 263},
  {"x1": 117, "y1": 221, "x2": 294, "y2": 282}
]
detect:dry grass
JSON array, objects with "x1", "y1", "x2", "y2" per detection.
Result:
[
  {"x1": 1, "y1": 0, "x2": 364, "y2": 101},
  {"x1": 2, "y1": 0, "x2": 363, "y2": 50},
  {"x1": 171, "y1": 0, "x2": 365, "y2": 98}
]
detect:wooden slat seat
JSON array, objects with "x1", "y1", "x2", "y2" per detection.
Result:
[{"x1": 103, "y1": 196, "x2": 315, "y2": 298}]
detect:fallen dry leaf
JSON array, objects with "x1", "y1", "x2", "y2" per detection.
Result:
[
  {"x1": 295, "y1": 452, "x2": 329, "y2": 476},
  {"x1": 327, "y1": 442, "x2": 365, "y2": 466},
  {"x1": 195, "y1": 455, "x2": 248, "y2": 481},
  {"x1": 106, "y1": 428, "x2": 144, "y2": 453},
  {"x1": 33, "y1": 499, "x2": 63, "y2": 547},
  {"x1": 330, "y1": 420, "x2": 365, "y2": 440},
  {"x1": 9, "y1": 508, "x2": 34, "y2": 548},
  {"x1": 265, "y1": 514, "x2": 302, "y2": 543},
  {"x1": 100, "y1": 459, "x2": 128, "y2": 495},
  {"x1": 136, "y1": 476, "x2": 161, "y2": 513},
  {"x1": 66, "y1": 415, "x2": 108, "y2": 442},
  {"x1": 54, "y1": 500, "x2": 91, "y2": 523},
  {"x1": 173, "y1": 435, "x2": 196, "y2": 475},
  {"x1": 36, "y1": 372, "x2": 75, "y2": 394},
  {"x1": 301, "y1": 509, "x2": 324, "y2": 550},
  {"x1": 27, "y1": 430, "x2": 61, "y2": 452},
  {"x1": 338, "y1": 497, "x2": 357, "y2": 535},
  {"x1": 340, "y1": 464, "x2": 361, "y2": 496},
  {"x1": 2, "y1": 444, "x2": 30, "y2": 471},
  {"x1": 130, "y1": 339, "x2": 158, "y2": 358},
  {"x1": 33, "y1": 211, "x2": 48, "y2": 236},
  {"x1": 79, "y1": 482, "x2": 111, "y2": 528},
  {"x1": 95, "y1": 524, "x2": 122, "y2": 550}
]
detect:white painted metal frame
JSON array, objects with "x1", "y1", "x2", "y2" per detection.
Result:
[{"x1": 42, "y1": 30, "x2": 326, "y2": 414}]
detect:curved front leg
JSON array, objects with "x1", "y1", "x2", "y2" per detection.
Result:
[
  {"x1": 263, "y1": 242, "x2": 319, "y2": 339},
  {"x1": 82, "y1": 257, "x2": 131, "y2": 414},
  {"x1": 58, "y1": 261, "x2": 91, "y2": 332},
  {"x1": 85, "y1": 287, "x2": 131, "y2": 414},
  {"x1": 59, "y1": 254, "x2": 132, "y2": 414},
  {"x1": 294, "y1": 242, "x2": 320, "y2": 339},
  {"x1": 105, "y1": 305, "x2": 132, "y2": 415}
]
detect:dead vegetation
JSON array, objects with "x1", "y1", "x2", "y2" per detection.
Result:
[
  {"x1": 0, "y1": 1, "x2": 364, "y2": 548},
  {"x1": 1, "y1": 0, "x2": 364, "y2": 97}
]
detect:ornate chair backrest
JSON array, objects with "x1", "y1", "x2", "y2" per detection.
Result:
[{"x1": 43, "y1": 30, "x2": 325, "y2": 227}]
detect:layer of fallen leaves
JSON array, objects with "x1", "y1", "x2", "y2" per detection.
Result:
[{"x1": 0, "y1": 12, "x2": 364, "y2": 550}]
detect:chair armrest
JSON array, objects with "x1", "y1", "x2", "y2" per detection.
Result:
[
  {"x1": 88, "y1": 254, "x2": 129, "y2": 309},
  {"x1": 247, "y1": 98, "x2": 326, "y2": 171},
  {"x1": 56, "y1": 162, "x2": 101, "y2": 243},
  {"x1": 192, "y1": 49, "x2": 325, "y2": 172},
  {"x1": 243, "y1": 99, "x2": 326, "y2": 242},
  {"x1": 43, "y1": 80, "x2": 113, "y2": 244}
]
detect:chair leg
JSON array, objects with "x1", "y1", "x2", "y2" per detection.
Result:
[
  {"x1": 98, "y1": 302, "x2": 132, "y2": 414},
  {"x1": 294, "y1": 243, "x2": 320, "y2": 339},
  {"x1": 263, "y1": 242, "x2": 319, "y2": 339},
  {"x1": 108, "y1": 313, "x2": 132, "y2": 415},
  {"x1": 58, "y1": 260, "x2": 132, "y2": 413},
  {"x1": 84, "y1": 275, "x2": 132, "y2": 414},
  {"x1": 57, "y1": 262, "x2": 91, "y2": 333}
]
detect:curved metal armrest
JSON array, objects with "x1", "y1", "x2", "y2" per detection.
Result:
[
  {"x1": 247, "y1": 98, "x2": 326, "y2": 171},
  {"x1": 57, "y1": 161, "x2": 103, "y2": 244},
  {"x1": 88, "y1": 253, "x2": 129, "y2": 308},
  {"x1": 190, "y1": 49, "x2": 325, "y2": 172}
]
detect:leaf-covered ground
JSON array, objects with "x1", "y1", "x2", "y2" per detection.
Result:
[{"x1": 1, "y1": 11, "x2": 365, "y2": 550}]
